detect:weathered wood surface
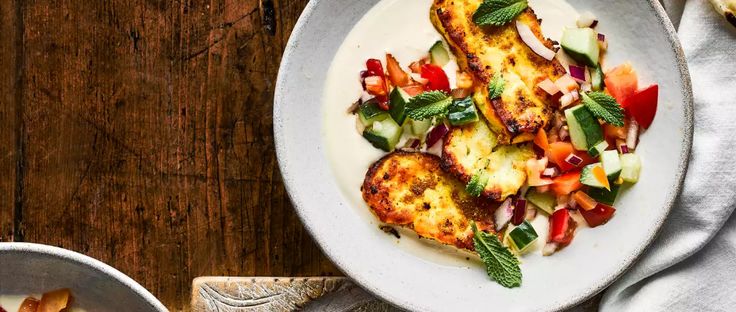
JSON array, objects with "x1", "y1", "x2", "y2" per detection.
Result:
[{"x1": 0, "y1": 0, "x2": 340, "y2": 310}]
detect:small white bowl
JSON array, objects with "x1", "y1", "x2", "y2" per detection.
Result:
[{"x1": 0, "y1": 243, "x2": 167, "y2": 312}]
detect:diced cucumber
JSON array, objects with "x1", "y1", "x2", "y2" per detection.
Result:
[
  {"x1": 620, "y1": 153, "x2": 641, "y2": 183},
  {"x1": 580, "y1": 163, "x2": 609, "y2": 189},
  {"x1": 508, "y1": 221, "x2": 538, "y2": 253},
  {"x1": 587, "y1": 184, "x2": 621, "y2": 205},
  {"x1": 429, "y1": 41, "x2": 450, "y2": 67},
  {"x1": 587, "y1": 140, "x2": 608, "y2": 157},
  {"x1": 389, "y1": 87, "x2": 411, "y2": 125},
  {"x1": 410, "y1": 118, "x2": 432, "y2": 136},
  {"x1": 591, "y1": 64, "x2": 605, "y2": 91},
  {"x1": 526, "y1": 188, "x2": 556, "y2": 215},
  {"x1": 601, "y1": 150, "x2": 622, "y2": 180},
  {"x1": 565, "y1": 105, "x2": 604, "y2": 151},
  {"x1": 561, "y1": 28, "x2": 600, "y2": 67},
  {"x1": 358, "y1": 99, "x2": 389, "y2": 126},
  {"x1": 362, "y1": 118, "x2": 403, "y2": 152},
  {"x1": 447, "y1": 96, "x2": 479, "y2": 126}
]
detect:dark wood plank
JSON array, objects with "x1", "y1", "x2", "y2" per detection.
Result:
[
  {"x1": 15, "y1": 0, "x2": 338, "y2": 310},
  {"x1": 0, "y1": 1, "x2": 19, "y2": 242}
]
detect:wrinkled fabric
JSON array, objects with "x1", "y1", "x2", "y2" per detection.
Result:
[{"x1": 599, "y1": 1, "x2": 736, "y2": 311}]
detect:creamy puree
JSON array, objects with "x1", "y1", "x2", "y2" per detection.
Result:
[{"x1": 322, "y1": 0, "x2": 579, "y2": 265}]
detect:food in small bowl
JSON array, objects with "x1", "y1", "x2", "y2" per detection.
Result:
[{"x1": 0, "y1": 243, "x2": 167, "y2": 312}]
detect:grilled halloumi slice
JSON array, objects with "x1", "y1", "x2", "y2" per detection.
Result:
[
  {"x1": 430, "y1": 0, "x2": 566, "y2": 142},
  {"x1": 362, "y1": 151, "x2": 496, "y2": 250},
  {"x1": 442, "y1": 119, "x2": 534, "y2": 200}
]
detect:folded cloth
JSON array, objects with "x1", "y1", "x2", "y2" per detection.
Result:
[{"x1": 599, "y1": 1, "x2": 736, "y2": 311}]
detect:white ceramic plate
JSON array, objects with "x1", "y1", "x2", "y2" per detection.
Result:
[{"x1": 274, "y1": 1, "x2": 692, "y2": 311}]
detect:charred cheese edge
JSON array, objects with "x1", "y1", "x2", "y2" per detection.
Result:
[
  {"x1": 442, "y1": 119, "x2": 534, "y2": 200},
  {"x1": 362, "y1": 151, "x2": 497, "y2": 250},
  {"x1": 430, "y1": 0, "x2": 566, "y2": 142}
]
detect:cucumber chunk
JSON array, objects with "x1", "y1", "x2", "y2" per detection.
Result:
[
  {"x1": 561, "y1": 28, "x2": 600, "y2": 67},
  {"x1": 620, "y1": 153, "x2": 641, "y2": 183},
  {"x1": 580, "y1": 163, "x2": 609, "y2": 189},
  {"x1": 526, "y1": 188, "x2": 556, "y2": 215},
  {"x1": 601, "y1": 150, "x2": 622, "y2": 180},
  {"x1": 591, "y1": 64, "x2": 605, "y2": 91},
  {"x1": 389, "y1": 87, "x2": 411, "y2": 125},
  {"x1": 363, "y1": 118, "x2": 403, "y2": 152},
  {"x1": 587, "y1": 184, "x2": 621, "y2": 205},
  {"x1": 447, "y1": 96, "x2": 479, "y2": 126},
  {"x1": 565, "y1": 105, "x2": 604, "y2": 151},
  {"x1": 358, "y1": 99, "x2": 389, "y2": 126},
  {"x1": 410, "y1": 118, "x2": 432, "y2": 136},
  {"x1": 587, "y1": 140, "x2": 608, "y2": 157},
  {"x1": 429, "y1": 41, "x2": 450, "y2": 67},
  {"x1": 508, "y1": 221, "x2": 539, "y2": 253}
]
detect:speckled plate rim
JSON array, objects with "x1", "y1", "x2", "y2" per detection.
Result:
[
  {"x1": 0, "y1": 242, "x2": 168, "y2": 312},
  {"x1": 273, "y1": 0, "x2": 693, "y2": 310}
]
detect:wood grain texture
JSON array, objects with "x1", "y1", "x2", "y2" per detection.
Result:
[{"x1": 2, "y1": 0, "x2": 339, "y2": 310}]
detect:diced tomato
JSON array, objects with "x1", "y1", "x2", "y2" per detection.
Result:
[
  {"x1": 580, "y1": 203, "x2": 616, "y2": 227},
  {"x1": 550, "y1": 209, "x2": 576, "y2": 245},
  {"x1": 365, "y1": 76, "x2": 387, "y2": 97},
  {"x1": 549, "y1": 142, "x2": 576, "y2": 171},
  {"x1": 622, "y1": 84, "x2": 658, "y2": 129},
  {"x1": 603, "y1": 122, "x2": 627, "y2": 140},
  {"x1": 604, "y1": 63, "x2": 638, "y2": 103},
  {"x1": 572, "y1": 191, "x2": 598, "y2": 211},
  {"x1": 534, "y1": 129, "x2": 550, "y2": 153},
  {"x1": 551, "y1": 171, "x2": 583, "y2": 196},
  {"x1": 420, "y1": 64, "x2": 451, "y2": 93},
  {"x1": 366, "y1": 59, "x2": 385, "y2": 77},
  {"x1": 386, "y1": 54, "x2": 410, "y2": 87},
  {"x1": 402, "y1": 85, "x2": 425, "y2": 97}
]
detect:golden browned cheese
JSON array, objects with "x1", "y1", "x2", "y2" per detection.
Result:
[
  {"x1": 430, "y1": 0, "x2": 566, "y2": 142},
  {"x1": 442, "y1": 119, "x2": 534, "y2": 201},
  {"x1": 362, "y1": 151, "x2": 496, "y2": 250}
]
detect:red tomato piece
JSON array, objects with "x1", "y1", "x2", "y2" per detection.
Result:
[
  {"x1": 420, "y1": 64, "x2": 451, "y2": 93},
  {"x1": 366, "y1": 59, "x2": 385, "y2": 77},
  {"x1": 580, "y1": 203, "x2": 616, "y2": 227},
  {"x1": 548, "y1": 142, "x2": 595, "y2": 172},
  {"x1": 551, "y1": 171, "x2": 583, "y2": 196},
  {"x1": 622, "y1": 84, "x2": 658, "y2": 129},
  {"x1": 550, "y1": 209, "x2": 575, "y2": 244},
  {"x1": 605, "y1": 63, "x2": 638, "y2": 103}
]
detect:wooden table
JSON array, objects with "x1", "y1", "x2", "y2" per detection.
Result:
[{"x1": 0, "y1": 1, "x2": 340, "y2": 310}]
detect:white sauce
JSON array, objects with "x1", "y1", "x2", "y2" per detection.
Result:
[{"x1": 322, "y1": 0, "x2": 579, "y2": 265}]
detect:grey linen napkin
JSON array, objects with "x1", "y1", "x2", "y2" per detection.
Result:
[{"x1": 600, "y1": 1, "x2": 736, "y2": 311}]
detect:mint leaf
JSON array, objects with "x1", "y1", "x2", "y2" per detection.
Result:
[
  {"x1": 405, "y1": 91, "x2": 453, "y2": 120},
  {"x1": 582, "y1": 91, "x2": 625, "y2": 126},
  {"x1": 466, "y1": 170, "x2": 489, "y2": 197},
  {"x1": 472, "y1": 223, "x2": 522, "y2": 288},
  {"x1": 488, "y1": 72, "x2": 505, "y2": 100},
  {"x1": 473, "y1": 0, "x2": 528, "y2": 26}
]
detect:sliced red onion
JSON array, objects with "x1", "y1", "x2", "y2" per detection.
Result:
[
  {"x1": 525, "y1": 203, "x2": 538, "y2": 221},
  {"x1": 565, "y1": 154, "x2": 583, "y2": 167},
  {"x1": 426, "y1": 123, "x2": 449, "y2": 148},
  {"x1": 626, "y1": 119, "x2": 639, "y2": 149},
  {"x1": 580, "y1": 82, "x2": 592, "y2": 92},
  {"x1": 616, "y1": 139, "x2": 630, "y2": 154},
  {"x1": 568, "y1": 195, "x2": 578, "y2": 209},
  {"x1": 576, "y1": 11, "x2": 598, "y2": 28},
  {"x1": 512, "y1": 199, "x2": 527, "y2": 226},
  {"x1": 559, "y1": 125, "x2": 570, "y2": 141},
  {"x1": 597, "y1": 33, "x2": 606, "y2": 41},
  {"x1": 402, "y1": 138, "x2": 421, "y2": 150},
  {"x1": 569, "y1": 65, "x2": 587, "y2": 82},
  {"x1": 542, "y1": 167, "x2": 559, "y2": 178},
  {"x1": 516, "y1": 21, "x2": 556, "y2": 60},
  {"x1": 495, "y1": 198, "x2": 514, "y2": 231},
  {"x1": 559, "y1": 93, "x2": 573, "y2": 108},
  {"x1": 555, "y1": 75, "x2": 579, "y2": 95},
  {"x1": 537, "y1": 78, "x2": 560, "y2": 95},
  {"x1": 570, "y1": 89, "x2": 580, "y2": 101},
  {"x1": 597, "y1": 33, "x2": 608, "y2": 50},
  {"x1": 590, "y1": 20, "x2": 599, "y2": 28},
  {"x1": 542, "y1": 242, "x2": 559, "y2": 256}
]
